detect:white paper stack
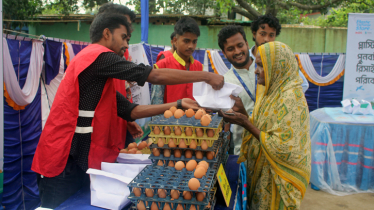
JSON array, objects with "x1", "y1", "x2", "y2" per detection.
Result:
[
  {"x1": 116, "y1": 153, "x2": 152, "y2": 164},
  {"x1": 341, "y1": 99, "x2": 352, "y2": 114},
  {"x1": 87, "y1": 162, "x2": 148, "y2": 210}
]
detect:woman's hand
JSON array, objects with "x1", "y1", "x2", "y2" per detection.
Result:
[
  {"x1": 218, "y1": 110, "x2": 248, "y2": 127},
  {"x1": 230, "y1": 95, "x2": 248, "y2": 117}
]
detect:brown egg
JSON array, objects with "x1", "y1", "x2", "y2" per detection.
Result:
[
  {"x1": 164, "y1": 126, "x2": 171, "y2": 135},
  {"x1": 175, "y1": 161, "x2": 185, "y2": 170},
  {"x1": 176, "y1": 204, "x2": 184, "y2": 210},
  {"x1": 168, "y1": 161, "x2": 175, "y2": 167},
  {"x1": 151, "y1": 202, "x2": 159, "y2": 210},
  {"x1": 133, "y1": 187, "x2": 141, "y2": 197},
  {"x1": 199, "y1": 109, "x2": 207, "y2": 115},
  {"x1": 153, "y1": 126, "x2": 161, "y2": 135},
  {"x1": 168, "y1": 139, "x2": 176, "y2": 147},
  {"x1": 170, "y1": 106, "x2": 177, "y2": 114},
  {"x1": 188, "y1": 178, "x2": 200, "y2": 190},
  {"x1": 194, "y1": 167, "x2": 206, "y2": 178},
  {"x1": 174, "y1": 126, "x2": 182, "y2": 136},
  {"x1": 196, "y1": 192, "x2": 206, "y2": 202},
  {"x1": 201, "y1": 140, "x2": 208, "y2": 150},
  {"x1": 174, "y1": 109, "x2": 184, "y2": 119},
  {"x1": 170, "y1": 190, "x2": 180, "y2": 199},
  {"x1": 179, "y1": 139, "x2": 187, "y2": 148},
  {"x1": 157, "y1": 160, "x2": 164, "y2": 166},
  {"x1": 174, "y1": 149, "x2": 182, "y2": 158},
  {"x1": 158, "y1": 189, "x2": 167, "y2": 198},
  {"x1": 164, "y1": 110, "x2": 173, "y2": 118},
  {"x1": 196, "y1": 128, "x2": 204, "y2": 137},
  {"x1": 157, "y1": 138, "x2": 164, "y2": 147},
  {"x1": 152, "y1": 148, "x2": 160, "y2": 156},
  {"x1": 129, "y1": 148, "x2": 138, "y2": 154},
  {"x1": 183, "y1": 191, "x2": 192, "y2": 200},
  {"x1": 195, "y1": 151, "x2": 203, "y2": 159},
  {"x1": 137, "y1": 201, "x2": 146, "y2": 210},
  {"x1": 120, "y1": 149, "x2": 128, "y2": 153},
  {"x1": 185, "y1": 150, "x2": 192, "y2": 158},
  {"x1": 186, "y1": 160, "x2": 197, "y2": 171},
  {"x1": 128, "y1": 143, "x2": 136, "y2": 149},
  {"x1": 189, "y1": 205, "x2": 196, "y2": 210},
  {"x1": 196, "y1": 164, "x2": 207, "y2": 173},
  {"x1": 164, "y1": 149, "x2": 171, "y2": 157},
  {"x1": 163, "y1": 203, "x2": 171, "y2": 210},
  {"x1": 189, "y1": 140, "x2": 197, "y2": 149},
  {"x1": 138, "y1": 141, "x2": 148, "y2": 150},
  {"x1": 136, "y1": 151, "x2": 142, "y2": 154},
  {"x1": 207, "y1": 151, "x2": 215, "y2": 160},
  {"x1": 194, "y1": 110, "x2": 204, "y2": 120},
  {"x1": 186, "y1": 109, "x2": 195, "y2": 118},
  {"x1": 200, "y1": 115, "x2": 211, "y2": 126},
  {"x1": 145, "y1": 188, "x2": 154, "y2": 197},
  {"x1": 207, "y1": 129, "x2": 214, "y2": 137},
  {"x1": 199, "y1": 161, "x2": 209, "y2": 169},
  {"x1": 185, "y1": 127, "x2": 193, "y2": 136}
]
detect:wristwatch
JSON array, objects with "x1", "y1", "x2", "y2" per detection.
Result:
[{"x1": 177, "y1": 99, "x2": 183, "y2": 109}]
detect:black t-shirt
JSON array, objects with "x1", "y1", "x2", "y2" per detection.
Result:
[{"x1": 69, "y1": 52, "x2": 152, "y2": 171}]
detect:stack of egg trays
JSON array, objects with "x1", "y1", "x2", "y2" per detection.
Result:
[
  {"x1": 148, "y1": 114, "x2": 223, "y2": 145},
  {"x1": 128, "y1": 188, "x2": 217, "y2": 210},
  {"x1": 149, "y1": 135, "x2": 221, "y2": 152},
  {"x1": 127, "y1": 165, "x2": 216, "y2": 209}
]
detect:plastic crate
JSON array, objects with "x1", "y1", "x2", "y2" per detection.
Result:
[
  {"x1": 148, "y1": 115, "x2": 223, "y2": 142},
  {"x1": 128, "y1": 188, "x2": 217, "y2": 210},
  {"x1": 128, "y1": 165, "x2": 216, "y2": 193}
]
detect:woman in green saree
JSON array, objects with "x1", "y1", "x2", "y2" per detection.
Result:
[{"x1": 221, "y1": 41, "x2": 311, "y2": 210}]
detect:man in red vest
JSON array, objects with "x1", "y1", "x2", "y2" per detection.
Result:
[
  {"x1": 151, "y1": 17, "x2": 203, "y2": 105},
  {"x1": 98, "y1": 2, "x2": 144, "y2": 147},
  {"x1": 156, "y1": 31, "x2": 177, "y2": 62},
  {"x1": 32, "y1": 13, "x2": 224, "y2": 208}
]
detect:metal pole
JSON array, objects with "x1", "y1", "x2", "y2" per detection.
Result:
[{"x1": 141, "y1": 0, "x2": 149, "y2": 43}]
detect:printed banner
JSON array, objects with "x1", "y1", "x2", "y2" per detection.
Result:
[{"x1": 343, "y1": 13, "x2": 374, "y2": 101}]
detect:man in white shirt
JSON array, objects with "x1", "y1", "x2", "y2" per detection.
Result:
[
  {"x1": 218, "y1": 25, "x2": 256, "y2": 155},
  {"x1": 250, "y1": 14, "x2": 309, "y2": 93}
]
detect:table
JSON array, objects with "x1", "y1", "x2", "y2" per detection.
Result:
[
  {"x1": 309, "y1": 108, "x2": 374, "y2": 195},
  {"x1": 56, "y1": 155, "x2": 241, "y2": 210}
]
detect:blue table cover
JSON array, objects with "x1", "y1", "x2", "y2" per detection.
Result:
[
  {"x1": 310, "y1": 108, "x2": 374, "y2": 195},
  {"x1": 56, "y1": 155, "x2": 241, "y2": 210}
]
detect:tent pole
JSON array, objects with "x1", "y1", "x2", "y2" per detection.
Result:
[{"x1": 141, "y1": 0, "x2": 149, "y2": 43}]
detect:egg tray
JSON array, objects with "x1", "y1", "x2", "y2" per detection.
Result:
[
  {"x1": 127, "y1": 186, "x2": 216, "y2": 207},
  {"x1": 150, "y1": 114, "x2": 223, "y2": 128},
  {"x1": 128, "y1": 165, "x2": 216, "y2": 194},
  {"x1": 151, "y1": 158, "x2": 221, "y2": 172},
  {"x1": 149, "y1": 136, "x2": 222, "y2": 152},
  {"x1": 148, "y1": 125, "x2": 222, "y2": 142},
  {"x1": 128, "y1": 189, "x2": 217, "y2": 210},
  {"x1": 148, "y1": 144, "x2": 222, "y2": 164}
]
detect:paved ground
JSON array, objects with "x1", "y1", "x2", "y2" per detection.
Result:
[{"x1": 301, "y1": 185, "x2": 374, "y2": 210}]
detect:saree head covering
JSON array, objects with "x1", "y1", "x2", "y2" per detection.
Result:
[{"x1": 238, "y1": 41, "x2": 311, "y2": 210}]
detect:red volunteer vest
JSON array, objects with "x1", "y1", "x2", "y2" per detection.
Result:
[
  {"x1": 155, "y1": 54, "x2": 202, "y2": 103},
  {"x1": 32, "y1": 44, "x2": 124, "y2": 177},
  {"x1": 156, "y1": 50, "x2": 173, "y2": 62}
]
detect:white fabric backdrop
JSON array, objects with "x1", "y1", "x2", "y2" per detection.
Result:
[{"x1": 3, "y1": 38, "x2": 44, "y2": 106}]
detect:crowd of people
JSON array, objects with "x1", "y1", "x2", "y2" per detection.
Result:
[{"x1": 32, "y1": 2, "x2": 311, "y2": 210}]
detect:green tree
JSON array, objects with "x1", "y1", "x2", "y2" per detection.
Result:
[
  {"x1": 3, "y1": 0, "x2": 44, "y2": 30},
  {"x1": 126, "y1": 0, "x2": 221, "y2": 16},
  {"x1": 301, "y1": 1, "x2": 374, "y2": 27},
  {"x1": 221, "y1": 0, "x2": 374, "y2": 22}
]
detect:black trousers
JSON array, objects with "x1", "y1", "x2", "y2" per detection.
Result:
[{"x1": 37, "y1": 156, "x2": 90, "y2": 208}]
